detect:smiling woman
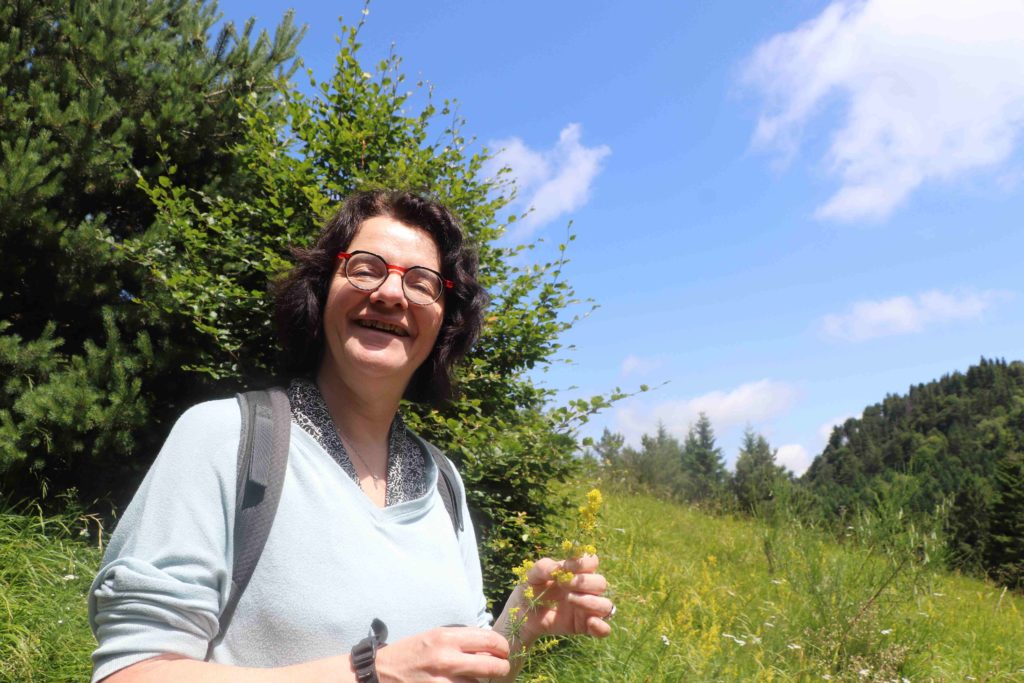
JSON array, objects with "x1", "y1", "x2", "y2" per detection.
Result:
[{"x1": 87, "y1": 190, "x2": 615, "y2": 683}]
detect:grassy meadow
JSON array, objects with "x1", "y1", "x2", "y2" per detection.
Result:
[
  {"x1": 2, "y1": 491, "x2": 1023, "y2": 681},
  {"x1": 0, "y1": 508, "x2": 101, "y2": 682},
  {"x1": 523, "y1": 489, "x2": 1024, "y2": 682}
]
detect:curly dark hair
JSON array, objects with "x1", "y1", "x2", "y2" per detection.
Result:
[{"x1": 273, "y1": 190, "x2": 489, "y2": 406}]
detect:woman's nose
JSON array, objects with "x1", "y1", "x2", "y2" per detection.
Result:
[{"x1": 371, "y1": 271, "x2": 408, "y2": 306}]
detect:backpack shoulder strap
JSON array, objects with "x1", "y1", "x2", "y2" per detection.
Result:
[
  {"x1": 411, "y1": 433, "x2": 464, "y2": 535},
  {"x1": 214, "y1": 387, "x2": 291, "y2": 644}
]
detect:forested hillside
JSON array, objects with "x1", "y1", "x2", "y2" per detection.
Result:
[{"x1": 804, "y1": 357, "x2": 1024, "y2": 586}]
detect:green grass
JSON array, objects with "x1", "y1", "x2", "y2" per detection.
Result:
[
  {"x1": 0, "y1": 507, "x2": 102, "y2": 682},
  {"x1": 522, "y1": 490, "x2": 1024, "y2": 682},
  {"x1": 2, "y1": 492, "x2": 1023, "y2": 681}
]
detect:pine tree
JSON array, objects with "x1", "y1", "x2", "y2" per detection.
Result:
[
  {"x1": 0, "y1": 0, "x2": 302, "y2": 504},
  {"x1": 591, "y1": 428, "x2": 625, "y2": 467},
  {"x1": 681, "y1": 412, "x2": 727, "y2": 504},
  {"x1": 986, "y1": 451, "x2": 1024, "y2": 588},
  {"x1": 732, "y1": 427, "x2": 785, "y2": 514}
]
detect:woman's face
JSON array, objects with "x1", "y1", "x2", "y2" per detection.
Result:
[{"x1": 319, "y1": 215, "x2": 445, "y2": 395}]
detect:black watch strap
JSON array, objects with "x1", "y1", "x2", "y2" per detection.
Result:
[{"x1": 351, "y1": 618, "x2": 388, "y2": 682}]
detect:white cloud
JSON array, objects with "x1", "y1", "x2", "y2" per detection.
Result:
[
  {"x1": 486, "y1": 123, "x2": 611, "y2": 237},
  {"x1": 620, "y1": 354, "x2": 663, "y2": 378},
  {"x1": 821, "y1": 289, "x2": 1005, "y2": 341},
  {"x1": 743, "y1": 0, "x2": 1024, "y2": 221},
  {"x1": 614, "y1": 379, "x2": 797, "y2": 445},
  {"x1": 777, "y1": 443, "x2": 813, "y2": 476},
  {"x1": 817, "y1": 414, "x2": 854, "y2": 445}
]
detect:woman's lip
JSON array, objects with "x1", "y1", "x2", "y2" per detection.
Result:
[{"x1": 354, "y1": 318, "x2": 410, "y2": 337}]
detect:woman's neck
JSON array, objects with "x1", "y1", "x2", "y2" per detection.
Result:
[{"x1": 314, "y1": 366, "x2": 400, "y2": 449}]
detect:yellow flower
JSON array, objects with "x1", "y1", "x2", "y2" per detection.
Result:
[
  {"x1": 551, "y1": 567, "x2": 575, "y2": 585},
  {"x1": 512, "y1": 559, "x2": 535, "y2": 584},
  {"x1": 524, "y1": 586, "x2": 535, "y2": 601},
  {"x1": 561, "y1": 539, "x2": 574, "y2": 554}
]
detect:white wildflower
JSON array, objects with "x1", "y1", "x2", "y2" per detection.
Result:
[
  {"x1": 771, "y1": 578, "x2": 784, "y2": 585},
  {"x1": 880, "y1": 628, "x2": 892, "y2": 635},
  {"x1": 858, "y1": 669, "x2": 869, "y2": 677},
  {"x1": 787, "y1": 643, "x2": 801, "y2": 650},
  {"x1": 661, "y1": 634, "x2": 670, "y2": 646},
  {"x1": 62, "y1": 574, "x2": 77, "y2": 581}
]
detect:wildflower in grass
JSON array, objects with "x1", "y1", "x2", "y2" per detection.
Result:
[
  {"x1": 787, "y1": 643, "x2": 801, "y2": 650},
  {"x1": 505, "y1": 488, "x2": 605, "y2": 663},
  {"x1": 661, "y1": 634, "x2": 671, "y2": 646},
  {"x1": 880, "y1": 628, "x2": 892, "y2": 635}
]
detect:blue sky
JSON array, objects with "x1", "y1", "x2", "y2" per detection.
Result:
[{"x1": 217, "y1": 0, "x2": 1024, "y2": 474}]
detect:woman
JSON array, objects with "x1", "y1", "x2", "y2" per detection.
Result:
[{"x1": 89, "y1": 190, "x2": 613, "y2": 682}]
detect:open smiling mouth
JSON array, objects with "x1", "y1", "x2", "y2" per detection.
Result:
[{"x1": 356, "y1": 319, "x2": 410, "y2": 337}]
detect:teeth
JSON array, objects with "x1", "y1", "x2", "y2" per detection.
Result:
[{"x1": 359, "y1": 319, "x2": 408, "y2": 337}]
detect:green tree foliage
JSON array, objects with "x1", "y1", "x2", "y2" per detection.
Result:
[
  {"x1": 803, "y1": 357, "x2": 1024, "y2": 588},
  {"x1": 590, "y1": 428, "x2": 625, "y2": 468},
  {"x1": 114, "y1": 16, "x2": 624, "y2": 601},
  {"x1": 681, "y1": 412, "x2": 727, "y2": 504},
  {"x1": 588, "y1": 424, "x2": 689, "y2": 499},
  {"x1": 0, "y1": 0, "x2": 302, "y2": 502},
  {"x1": 987, "y1": 451, "x2": 1024, "y2": 589},
  {"x1": 732, "y1": 428, "x2": 786, "y2": 514}
]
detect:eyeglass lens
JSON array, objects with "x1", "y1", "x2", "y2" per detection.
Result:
[{"x1": 344, "y1": 252, "x2": 444, "y2": 305}]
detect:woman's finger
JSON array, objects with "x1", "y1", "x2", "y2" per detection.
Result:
[
  {"x1": 586, "y1": 614, "x2": 613, "y2": 638},
  {"x1": 568, "y1": 571, "x2": 608, "y2": 595},
  {"x1": 448, "y1": 652, "x2": 511, "y2": 680},
  {"x1": 566, "y1": 591, "x2": 614, "y2": 616},
  {"x1": 563, "y1": 553, "x2": 600, "y2": 574},
  {"x1": 525, "y1": 557, "x2": 561, "y2": 583},
  {"x1": 443, "y1": 627, "x2": 510, "y2": 658}
]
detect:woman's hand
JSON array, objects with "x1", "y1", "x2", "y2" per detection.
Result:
[
  {"x1": 515, "y1": 554, "x2": 613, "y2": 645},
  {"x1": 373, "y1": 626, "x2": 511, "y2": 683}
]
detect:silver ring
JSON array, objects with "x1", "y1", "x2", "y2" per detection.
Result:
[{"x1": 602, "y1": 604, "x2": 616, "y2": 621}]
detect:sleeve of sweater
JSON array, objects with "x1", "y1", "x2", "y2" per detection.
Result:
[{"x1": 88, "y1": 399, "x2": 241, "y2": 682}]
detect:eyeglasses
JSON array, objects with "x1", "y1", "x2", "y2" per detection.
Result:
[{"x1": 337, "y1": 250, "x2": 453, "y2": 305}]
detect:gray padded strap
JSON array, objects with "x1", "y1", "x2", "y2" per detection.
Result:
[
  {"x1": 210, "y1": 388, "x2": 290, "y2": 653},
  {"x1": 412, "y1": 434, "x2": 464, "y2": 534}
]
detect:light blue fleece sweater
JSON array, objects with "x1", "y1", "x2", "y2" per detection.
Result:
[{"x1": 89, "y1": 398, "x2": 489, "y2": 682}]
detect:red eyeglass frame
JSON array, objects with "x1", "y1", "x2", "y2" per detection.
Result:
[{"x1": 337, "y1": 251, "x2": 454, "y2": 290}]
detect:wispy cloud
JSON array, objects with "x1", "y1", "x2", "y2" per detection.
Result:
[
  {"x1": 742, "y1": 0, "x2": 1024, "y2": 222},
  {"x1": 818, "y1": 414, "x2": 854, "y2": 444},
  {"x1": 620, "y1": 354, "x2": 663, "y2": 378},
  {"x1": 486, "y1": 123, "x2": 611, "y2": 238},
  {"x1": 615, "y1": 379, "x2": 797, "y2": 444},
  {"x1": 776, "y1": 443, "x2": 813, "y2": 476},
  {"x1": 821, "y1": 289, "x2": 1006, "y2": 342}
]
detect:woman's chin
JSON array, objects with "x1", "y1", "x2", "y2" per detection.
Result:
[{"x1": 345, "y1": 346, "x2": 417, "y2": 380}]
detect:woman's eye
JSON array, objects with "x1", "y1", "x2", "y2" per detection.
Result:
[{"x1": 350, "y1": 261, "x2": 383, "y2": 277}]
